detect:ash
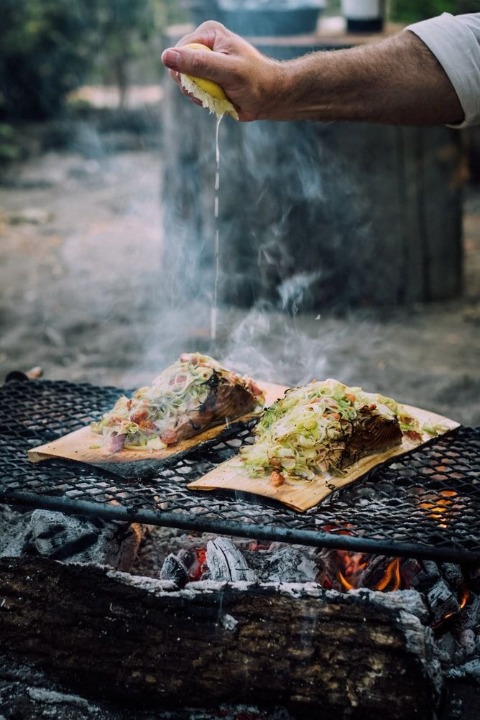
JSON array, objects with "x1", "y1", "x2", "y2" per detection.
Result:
[{"x1": 3, "y1": 505, "x2": 480, "y2": 670}]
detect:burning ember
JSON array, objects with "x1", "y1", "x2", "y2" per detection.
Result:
[
  {"x1": 335, "y1": 553, "x2": 402, "y2": 592},
  {"x1": 157, "y1": 531, "x2": 472, "y2": 635}
]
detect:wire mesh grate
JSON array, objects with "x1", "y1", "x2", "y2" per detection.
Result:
[{"x1": 1, "y1": 378, "x2": 480, "y2": 564}]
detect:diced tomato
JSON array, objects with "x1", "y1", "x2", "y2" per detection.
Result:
[
  {"x1": 130, "y1": 409, "x2": 149, "y2": 424},
  {"x1": 404, "y1": 430, "x2": 423, "y2": 442},
  {"x1": 270, "y1": 471, "x2": 285, "y2": 487},
  {"x1": 160, "y1": 429, "x2": 178, "y2": 445}
]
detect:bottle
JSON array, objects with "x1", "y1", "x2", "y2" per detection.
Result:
[{"x1": 341, "y1": 0, "x2": 385, "y2": 33}]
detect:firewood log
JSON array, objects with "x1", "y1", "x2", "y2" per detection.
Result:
[{"x1": 0, "y1": 556, "x2": 442, "y2": 719}]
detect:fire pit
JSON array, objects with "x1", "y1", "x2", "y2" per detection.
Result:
[
  {"x1": 1, "y1": 376, "x2": 479, "y2": 564},
  {"x1": 1, "y1": 375, "x2": 480, "y2": 718}
]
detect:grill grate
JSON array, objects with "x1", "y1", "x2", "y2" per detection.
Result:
[{"x1": 1, "y1": 378, "x2": 480, "y2": 564}]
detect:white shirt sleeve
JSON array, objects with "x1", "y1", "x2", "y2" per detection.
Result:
[{"x1": 406, "y1": 12, "x2": 480, "y2": 128}]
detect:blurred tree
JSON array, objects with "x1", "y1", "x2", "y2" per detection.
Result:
[
  {"x1": 0, "y1": 0, "x2": 185, "y2": 121},
  {"x1": 93, "y1": 0, "x2": 155, "y2": 108},
  {"x1": 0, "y1": 0, "x2": 99, "y2": 120}
]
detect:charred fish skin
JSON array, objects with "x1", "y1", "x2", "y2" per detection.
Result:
[
  {"x1": 174, "y1": 376, "x2": 262, "y2": 443},
  {"x1": 345, "y1": 408, "x2": 403, "y2": 466}
]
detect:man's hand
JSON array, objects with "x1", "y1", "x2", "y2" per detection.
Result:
[
  {"x1": 161, "y1": 21, "x2": 284, "y2": 121},
  {"x1": 162, "y1": 21, "x2": 464, "y2": 126}
]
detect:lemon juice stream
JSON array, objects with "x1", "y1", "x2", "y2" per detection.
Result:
[{"x1": 210, "y1": 116, "x2": 222, "y2": 345}]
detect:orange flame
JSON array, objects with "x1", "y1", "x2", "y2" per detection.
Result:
[
  {"x1": 338, "y1": 571, "x2": 354, "y2": 591},
  {"x1": 419, "y1": 489, "x2": 459, "y2": 529},
  {"x1": 432, "y1": 585, "x2": 470, "y2": 630},
  {"x1": 460, "y1": 586, "x2": 470, "y2": 610},
  {"x1": 188, "y1": 547, "x2": 207, "y2": 581},
  {"x1": 375, "y1": 558, "x2": 401, "y2": 591},
  {"x1": 336, "y1": 554, "x2": 402, "y2": 592}
]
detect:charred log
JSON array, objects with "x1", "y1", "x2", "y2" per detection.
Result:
[
  {"x1": 22, "y1": 510, "x2": 145, "y2": 571},
  {"x1": 0, "y1": 556, "x2": 441, "y2": 720}
]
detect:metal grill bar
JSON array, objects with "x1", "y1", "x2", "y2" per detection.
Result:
[{"x1": 1, "y1": 379, "x2": 480, "y2": 564}]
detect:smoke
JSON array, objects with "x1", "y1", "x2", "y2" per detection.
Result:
[
  {"x1": 5, "y1": 73, "x2": 474, "y2": 427},
  {"x1": 277, "y1": 270, "x2": 324, "y2": 314},
  {"x1": 221, "y1": 307, "x2": 328, "y2": 386},
  {"x1": 157, "y1": 104, "x2": 394, "y2": 394}
]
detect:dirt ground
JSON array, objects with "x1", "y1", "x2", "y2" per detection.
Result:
[{"x1": 0, "y1": 122, "x2": 479, "y2": 427}]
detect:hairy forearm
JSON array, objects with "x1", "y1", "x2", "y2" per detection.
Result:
[
  {"x1": 262, "y1": 31, "x2": 464, "y2": 125},
  {"x1": 162, "y1": 22, "x2": 465, "y2": 125}
]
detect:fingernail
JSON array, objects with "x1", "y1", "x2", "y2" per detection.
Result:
[{"x1": 162, "y1": 49, "x2": 181, "y2": 69}]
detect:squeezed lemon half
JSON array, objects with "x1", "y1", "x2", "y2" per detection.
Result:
[{"x1": 180, "y1": 43, "x2": 239, "y2": 120}]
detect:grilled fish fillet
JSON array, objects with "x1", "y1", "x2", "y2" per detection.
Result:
[
  {"x1": 91, "y1": 353, "x2": 264, "y2": 453},
  {"x1": 240, "y1": 379, "x2": 408, "y2": 485}
]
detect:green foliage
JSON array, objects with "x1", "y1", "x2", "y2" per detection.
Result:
[
  {"x1": 89, "y1": 1, "x2": 152, "y2": 106},
  {"x1": 0, "y1": 0, "x2": 181, "y2": 121},
  {"x1": 0, "y1": 0, "x2": 101, "y2": 120},
  {"x1": 389, "y1": 0, "x2": 457, "y2": 22},
  {"x1": 455, "y1": 0, "x2": 480, "y2": 11},
  {"x1": 0, "y1": 123, "x2": 21, "y2": 162}
]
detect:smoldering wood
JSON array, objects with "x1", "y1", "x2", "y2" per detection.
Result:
[
  {"x1": 427, "y1": 580, "x2": 461, "y2": 625},
  {"x1": 205, "y1": 537, "x2": 258, "y2": 581},
  {"x1": 441, "y1": 563, "x2": 466, "y2": 590},
  {"x1": 0, "y1": 556, "x2": 442, "y2": 720},
  {"x1": 398, "y1": 557, "x2": 425, "y2": 587},
  {"x1": 159, "y1": 552, "x2": 191, "y2": 585},
  {"x1": 245, "y1": 543, "x2": 318, "y2": 583},
  {"x1": 462, "y1": 594, "x2": 480, "y2": 630},
  {"x1": 413, "y1": 560, "x2": 465, "y2": 626},
  {"x1": 21, "y1": 509, "x2": 145, "y2": 572},
  {"x1": 159, "y1": 538, "x2": 260, "y2": 584},
  {"x1": 315, "y1": 551, "x2": 420, "y2": 593}
]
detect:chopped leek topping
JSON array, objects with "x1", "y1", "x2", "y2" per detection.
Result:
[
  {"x1": 240, "y1": 378, "x2": 429, "y2": 485},
  {"x1": 91, "y1": 353, "x2": 263, "y2": 451}
]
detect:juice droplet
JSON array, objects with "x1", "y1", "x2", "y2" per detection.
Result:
[{"x1": 210, "y1": 116, "x2": 222, "y2": 344}]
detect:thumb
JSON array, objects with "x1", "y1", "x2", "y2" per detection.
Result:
[
  {"x1": 162, "y1": 44, "x2": 227, "y2": 84},
  {"x1": 161, "y1": 48, "x2": 183, "y2": 71}
]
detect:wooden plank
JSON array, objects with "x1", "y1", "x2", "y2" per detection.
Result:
[
  {"x1": 188, "y1": 404, "x2": 460, "y2": 512},
  {"x1": 27, "y1": 382, "x2": 287, "y2": 478}
]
